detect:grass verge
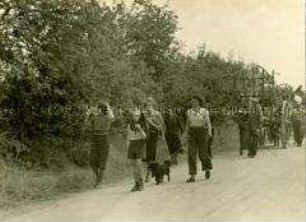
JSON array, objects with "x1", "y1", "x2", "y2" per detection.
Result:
[{"x1": 0, "y1": 122, "x2": 238, "y2": 213}]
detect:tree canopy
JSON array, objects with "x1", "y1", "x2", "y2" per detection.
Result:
[{"x1": 0, "y1": 0, "x2": 292, "y2": 165}]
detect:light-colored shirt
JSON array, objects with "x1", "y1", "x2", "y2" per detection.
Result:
[
  {"x1": 146, "y1": 110, "x2": 165, "y2": 132},
  {"x1": 187, "y1": 108, "x2": 210, "y2": 127}
]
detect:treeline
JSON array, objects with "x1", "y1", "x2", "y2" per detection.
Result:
[{"x1": 0, "y1": 0, "x2": 283, "y2": 167}]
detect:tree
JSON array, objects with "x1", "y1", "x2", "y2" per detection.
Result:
[{"x1": 124, "y1": 0, "x2": 179, "y2": 80}]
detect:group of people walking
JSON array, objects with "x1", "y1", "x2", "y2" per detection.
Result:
[
  {"x1": 87, "y1": 95, "x2": 214, "y2": 190},
  {"x1": 267, "y1": 92, "x2": 305, "y2": 149},
  {"x1": 235, "y1": 96, "x2": 264, "y2": 158},
  {"x1": 235, "y1": 91, "x2": 305, "y2": 157},
  {"x1": 86, "y1": 90, "x2": 304, "y2": 191}
]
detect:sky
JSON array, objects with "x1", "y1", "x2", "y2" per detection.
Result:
[{"x1": 108, "y1": 0, "x2": 305, "y2": 89}]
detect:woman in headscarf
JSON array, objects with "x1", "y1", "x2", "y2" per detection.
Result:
[
  {"x1": 143, "y1": 97, "x2": 167, "y2": 182},
  {"x1": 163, "y1": 107, "x2": 183, "y2": 164}
]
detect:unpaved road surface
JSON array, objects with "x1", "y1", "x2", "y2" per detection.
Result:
[{"x1": 2, "y1": 147, "x2": 305, "y2": 221}]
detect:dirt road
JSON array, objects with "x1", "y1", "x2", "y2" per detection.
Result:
[{"x1": 2, "y1": 147, "x2": 305, "y2": 221}]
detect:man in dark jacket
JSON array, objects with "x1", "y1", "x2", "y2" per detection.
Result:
[
  {"x1": 236, "y1": 111, "x2": 250, "y2": 155},
  {"x1": 247, "y1": 97, "x2": 263, "y2": 158},
  {"x1": 233, "y1": 97, "x2": 249, "y2": 155}
]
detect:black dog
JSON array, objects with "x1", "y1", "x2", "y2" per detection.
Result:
[{"x1": 148, "y1": 160, "x2": 171, "y2": 185}]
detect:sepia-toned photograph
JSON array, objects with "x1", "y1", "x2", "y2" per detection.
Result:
[{"x1": 0, "y1": 0, "x2": 305, "y2": 221}]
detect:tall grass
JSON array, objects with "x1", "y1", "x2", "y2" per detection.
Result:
[
  {"x1": 0, "y1": 123, "x2": 239, "y2": 211},
  {"x1": 0, "y1": 166, "x2": 93, "y2": 210},
  {"x1": 0, "y1": 133, "x2": 134, "y2": 211}
]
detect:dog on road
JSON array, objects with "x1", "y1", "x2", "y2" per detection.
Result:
[{"x1": 148, "y1": 160, "x2": 171, "y2": 185}]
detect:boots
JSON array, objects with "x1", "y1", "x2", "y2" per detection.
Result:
[
  {"x1": 131, "y1": 181, "x2": 139, "y2": 192},
  {"x1": 172, "y1": 154, "x2": 178, "y2": 165},
  {"x1": 145, "y1": 170, "x2": 151, "y2": 182},
  {"x1": 186, "y1": 175, "x2": 195, "y2": 183},
  {"x1": 131, "y1": 178, "x2": 144, "y2": 192},
  {"x1": 205, "y1": 170, "x2": 211, "y2": 179},
  {"x1": 138, "y1": 178, "x2": 144, "y2": 191},
  {"x1": 94, "y1": 169, "x2": 104, "y2": 188}
]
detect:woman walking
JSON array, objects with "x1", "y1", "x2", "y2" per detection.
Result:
[
  {"x1": 126, "y1": 108, "x2": 148, "y2": 191},
  {"x1": 163, "y1": 108, "x2": 183, "y2": 164},
  {"x1": 184, "y1": 95, "x2": 212, "y2": 182},
  {"x1": 143, "y1": 97, "x2": 166, "y2": 182}
]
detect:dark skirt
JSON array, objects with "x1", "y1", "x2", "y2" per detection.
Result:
[
  {"x1": 146, "y1": 130, "x2": 159, "y2": 162},
  {"x1": 293, "y1": 118, "x2": 305, "y2": 145},
  {"x1": 128, "y1": 140, "x2": 146, "y2": 160},
  {"x1": 165, "y1": 132, "x2": 182, "y2": 155}
]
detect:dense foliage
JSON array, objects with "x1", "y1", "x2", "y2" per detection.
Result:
[{"x1": 0, "y1": 0, "x2": 291, "y2": 167}]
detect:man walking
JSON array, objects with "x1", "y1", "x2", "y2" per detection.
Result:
[
  {"x1": 280, "y1": 95, "x2": 291, "y2": 149},
  {"x1": 247, "y1": 97, "x2": 263, "y2": 158},
  {"x1": 235, "y1": 97, "x2": 250, "y2": 155},
  {"x1": 88, "y1": 101, "x2": 114, "y2": 188}
]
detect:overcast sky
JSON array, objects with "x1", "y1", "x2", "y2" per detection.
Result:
[{"x1": 109, "y1": 0, "x2": 305, "y2": 88}]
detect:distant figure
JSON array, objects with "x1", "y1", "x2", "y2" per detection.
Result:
[
  {"x1": 234, "y1": 97, "x2": 250, "y2": 155},
  {"x1": 292, "y1": 108, "x2": 305, "y2": 147},
  {"x1": 163, "y1": 108, "x2": 183, "y2": 164},
  {"x1": 88, "y1": 101, "x2": 114, "y2": 188},
  {"x1": 126, "y1": 108, "x2": 148, "y2": 192},
  {"x1": 247, "y1": 97, "x2": 262, "y2": 158},
  {"x1": 280, "y1": 96, "x2": 291, "y2": 149},
  {"x1": 258, "y1": 100, "x2": 267, "y2": 147},
  {"x1": 292, "y1": 89, "x2": 305, "y2": 147},
  {"x1": 184, "y1": 95, "x2": 212, "y2": 182},
  {"x1": 268, "y1": 103, "x2": 281, "y2": 147},
  {"x1": 206, "y1": 104, "x2": 216, "y2": 158}
]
